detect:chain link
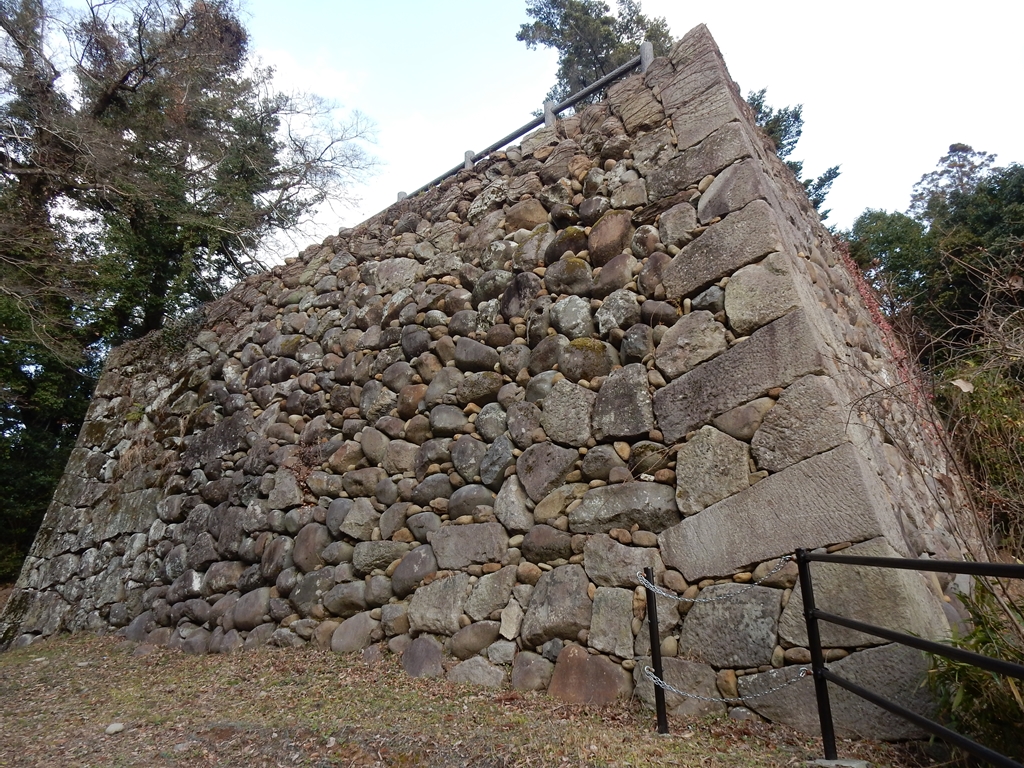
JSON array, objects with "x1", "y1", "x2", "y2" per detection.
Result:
[
  {"x1": 636, "y1": 556, "x2": 793, "y2": 604},
  {"x1": 642, "y1": 665, "x2": 810, "y2": 704}
]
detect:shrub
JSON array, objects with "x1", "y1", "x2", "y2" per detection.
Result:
[{"x1": 929, "y1": 578, "x2": 1024, "y2": 763}]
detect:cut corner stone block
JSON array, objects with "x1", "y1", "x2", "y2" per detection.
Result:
[{"x1": 659, "y1": 442, "x2": 902, "y2": 582}]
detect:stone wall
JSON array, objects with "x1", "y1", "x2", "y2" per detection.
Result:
[{"x1": 0, "y1": 25, "x2": 970, "y2": 738}]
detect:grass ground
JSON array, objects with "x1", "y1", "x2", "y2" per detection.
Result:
[{"x1": 0, "y1": 632, "x2": 942, "y2": 768}]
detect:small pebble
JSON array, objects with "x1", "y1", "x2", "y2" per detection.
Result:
[
  {"x1": 647, "y1": 370, "x2": 666, "y2": 387},
  {"x1": 728, "y1": 707, "x2": 759, "y2": 721},
  {"x1": 784, "y1": 646, "x2": 812, "y2": 664},
  {"x1": 653, "y1": 468, "x2": 675, "y2": 484},
  {"x1": 631, "y1": 530, "x2": 658, "y2": 547}
]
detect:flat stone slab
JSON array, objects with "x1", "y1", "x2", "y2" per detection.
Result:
[
  {"x1": 633, "y1": 657, "x2": 724, "y2": 718},
  {"x1": 674, "y1": 426, "x2": 750, "y2": 516},
  {"x1": 338, "y1": 498, "x2": 381, "y2": 542},
  {"x1": 464, "y1": 565, "x2": 517, "y2": 622},
  {"x1": 648, "y1": 121, "x2": 753, "y2": 201},
  {"x1": 751, "y1": 375, "x2": 852, "y2": 473},
  {"x1": 547, "y1": 645, "x2": 633, "y2": 705},
  {"x1": 697, "y1": 158, "x2": 771, "y2": 224},
  {"x1": 391, "y1": 544, "x2": 437, "y2": 598},
  {"x1": 569, "y1": 482, "x2": 680, "y2": 534},
  {"x1": 493, "y1": 475, "x2": 534, "y2": 534},
  {"x1": 407, "y1": 572, "x2": 472, "y2": 636},
  {"x1": 540, "y1": 379, "x2": 596, "y2": 447},
  {"x1": 779, "y1": 538, "x2": 950, "y2": 648},
  {"x1": 678, "y1": 584, "x2": 780, "y2": 668},
  {"x1": 370, "y1": 257, "x2": 423, "y2": 294},
  {"x1": 521, "y1": 525, "x2": 572, "y2": 563},
  {"x1": 738, "y1": 643, "x2": 935, "y2": 740},
  {"x1": 661, "y1": 199, "x2": 784, "y2": 300},
  {"x1": 583, "y1": 533, "x2": 664, "y2": 588},
  {"x1": 607, "y1": 72, "x2": 664, "y2": 133},
  {"x1": 181, "y1": 410, "x2": 253, "y2": 470},
  {"x1": 654, "y1": 311, "x2": 728, "y2": 382},
  {"x1": 588, "y1": 587, "x2": 635, "y2": 658},
  {"x1": 590, "y1": 363, "x2": 654, "y2": 441},
  {"x1": 431, "y1": 523, "x2": 507, "y2": 570},
  {"x1": 520, "y1": 564, "x2": 593, "y2": 647},
  {"x1": 402, "y1": 635, "x2": 444, "y2": 679},
  {"x1": 724, "y1": 252, "x2": 801, "y2": 336},
  {"x1": 658, "y1": 26, "x2": 746, "y2": 149},
  {"x1": 653, "y1": 309, "x2": 827, "y2": 443},
  {"x1": 516, "y1": 443, "x2": 579, "y2": 503},
  {"x1": 659, "y1": 443, "x2": 901, "y2": 582},
  {"x1": 352, "y1": 541, "x2": 411, "y2": 575}
]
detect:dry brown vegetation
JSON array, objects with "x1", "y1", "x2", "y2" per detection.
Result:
[{"x1": 0, "y1": 633, "x2": 940, "y2": 768}]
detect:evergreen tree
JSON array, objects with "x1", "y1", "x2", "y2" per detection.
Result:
[
  {"x1": 847, "y1": 151, "x2": 1023, "y2": 551},
  {"x1": 909, "y1": 143, "x2": 997, "y2": 225},
  {"x1": 516, "y1": 3, "x2": 839, "y2": 218},
  {"x1": 745, "y1": 88, "x2": 840, "y2": 220},
  {"x1": 848, "y1": 209, "x2": 928, "y2": 315},
  {"x1": 517, "y1": 0, "x2": 672, "y2": 105},
  {"x1": 848, "y1": 145, "x2": 1022, "y2": 341},
  {"x1": 0, "y1": 0, "x2": 375, "y2": 579}
]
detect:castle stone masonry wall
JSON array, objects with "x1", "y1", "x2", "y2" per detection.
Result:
[{"x1": 0, "y1": 24, "x2": 969, "y2": 738}]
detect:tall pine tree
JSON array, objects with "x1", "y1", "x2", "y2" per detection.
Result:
[{"x1": 517, "y1": 0, "x2": 672, "y2": 105}]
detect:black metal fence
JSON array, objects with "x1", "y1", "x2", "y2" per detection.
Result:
[
  {"x1": 640, "y1": 554, "x2": 1024, "y2": 766},
  {"x1": 638, "y1": 558, "x2": 809, "y2": 734},
  {"x1": 796, "y1": 548, "x2": 1024, "y2": 767}
]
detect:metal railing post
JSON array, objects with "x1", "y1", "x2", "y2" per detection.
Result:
[
  {"x1": 796, "y1": 548, "x2": 837, "y2": 760},
  {"x1": 643, "y1": 566, "x2": 669, "y2": 734},
  {"x1": 543, "y1": 100, "x2": 557, "y2": 127},
  {"x1": 464, "y1": 150, "x2": 475, "y2": 170},
  {"x1": 402, "y1": 51, "x2": 643, "y2": 199},
  {"x1": 640, "y1": 41, "x2": 654, "y2": 73}
]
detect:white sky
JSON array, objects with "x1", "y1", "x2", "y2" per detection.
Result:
[{"x1": 242, "y1": 0, "x2": 1024, "y2": 250}]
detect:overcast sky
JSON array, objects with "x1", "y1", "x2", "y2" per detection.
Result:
[{"x1": 243, "y1": 0, "x2": 1024, "y2": 249}]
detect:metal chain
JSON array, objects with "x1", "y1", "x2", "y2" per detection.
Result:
[
  {"x1": 636, "y1": 556, "x2": 793, "y2": 604},
  {"x1": 642, "y1": 665, "x2": 810, "y2": 704}
]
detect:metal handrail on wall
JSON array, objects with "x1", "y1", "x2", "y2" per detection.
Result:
[
  {"x1": 399, "y1": 41, "x2": 655, "y2": 200},
  {"x1": 796, "y1": 549, "x2": 1024, "y2": 768}
]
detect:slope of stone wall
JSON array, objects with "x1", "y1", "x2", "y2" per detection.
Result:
[{"x1": 0, "y1": 24, "x2": 969, "y2": 738}]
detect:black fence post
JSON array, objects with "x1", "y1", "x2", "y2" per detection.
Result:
[
  {"x1": 796, "y1": 548, "x2": 838, "y2": 760},
  {"x1": 643, "y1": 566, "x2": 669, "y2": 734}
]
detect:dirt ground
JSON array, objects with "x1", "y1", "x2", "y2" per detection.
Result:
[{"x1": 0, "y1": 632, "x2": 942, "y2": 768}]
